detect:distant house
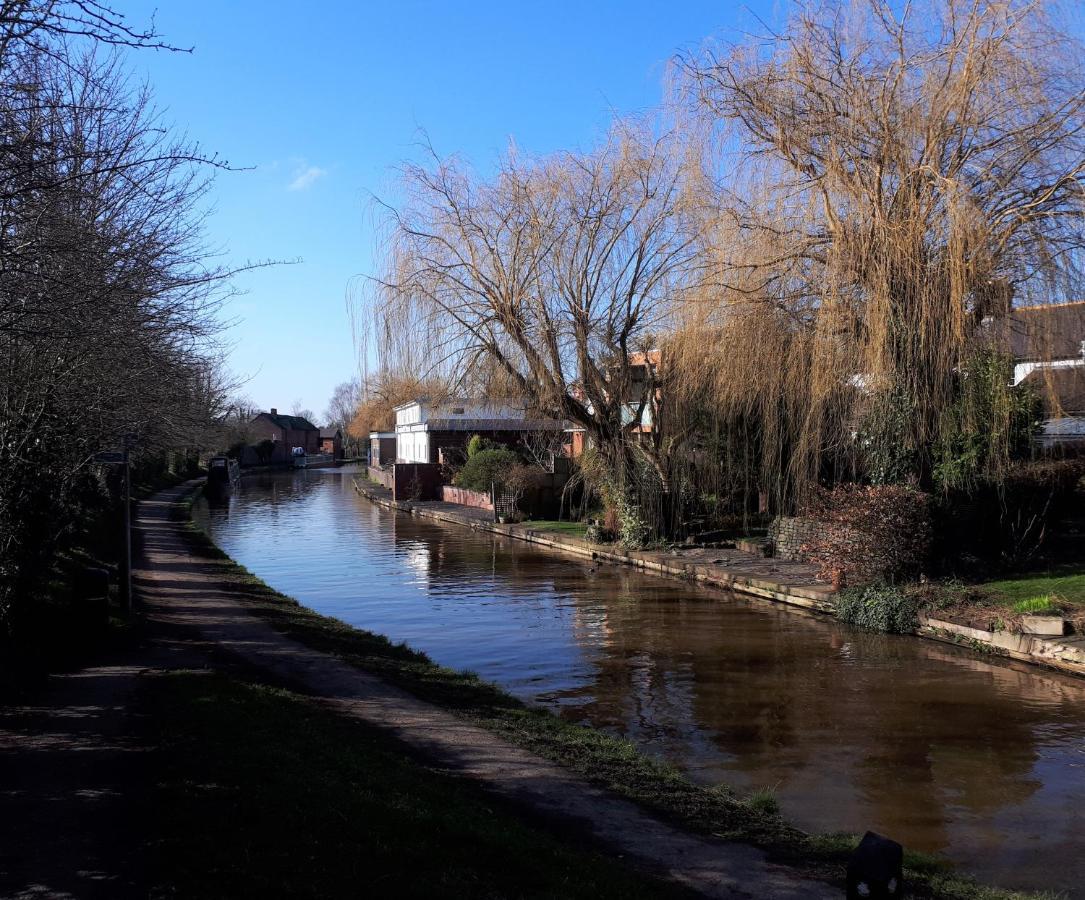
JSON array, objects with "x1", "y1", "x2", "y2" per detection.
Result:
[
  {"x1": 564, "y1": 350, "x2": 662, "y2": 458},
  {"x1": 1002, "y1": 303, "x2": 1085, "y2": 447},
  {"x1": 393, "y1": 399, "x2": 563, "y2": 464},
  {"x1": 250, "y1": 408, "x2": 320, "y2": 463},
  {"x1": 369, "y1": 431, "x2": 397, "y2": 466},
  {"x1": 319, "y1": 427, "x2": 343, "y2": 460}
]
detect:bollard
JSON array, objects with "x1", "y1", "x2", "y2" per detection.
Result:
[{"x1": 847, "y1": 831, "x2": 903, "y2": 899}]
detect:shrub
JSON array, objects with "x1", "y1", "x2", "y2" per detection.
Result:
[
  {"x1": 934, "y1": 458, "x2": 1085, "y2": 568},
  {"x1": 453, "y1": 448, "x2": 522, "y2": 492},
  {"x1": 466, "y1": 434, "x2": 497, "y2": 459},
  {"x1": 799, "y1": 484, "x2": 931, "y2": 586},
  {"x1": 835, "y1": 585, "x2": 919, "y2": 634}
]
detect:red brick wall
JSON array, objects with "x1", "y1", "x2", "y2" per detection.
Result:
[{"x1": 441, "y1": 485, "x2": 493, "y2": 511}]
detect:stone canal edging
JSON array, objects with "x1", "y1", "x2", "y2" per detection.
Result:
[
  {"x1": 351, "y1": 478, "x2": 834, "y2": 611},
  {"x1": 919, "y1": 615, "x2": 1085, "y2": 677},
  {"x1": 353, "y1": 477, "x2": 1085, "y2": 680}
]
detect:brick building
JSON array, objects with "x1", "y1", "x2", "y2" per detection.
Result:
[{"x1": 250, "y1": 408, "x2": 320, "y2": 463}]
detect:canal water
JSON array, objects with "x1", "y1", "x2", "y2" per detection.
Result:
[{"x1": 194, "y1": 467, "x2": 1085, "y2": 895}]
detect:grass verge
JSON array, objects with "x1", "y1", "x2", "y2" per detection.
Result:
[
  {"x1": 977, "y1": 565, "x2": 1085, "y2": 610},
  {"x1": 178, "y1": 487, "x2": 1045, "y2": 900},
  {"x1": 148, "y1": 671, "x2": 687, "y2": 899},
  {"x1": 519, "y1": 519, "x2": 590, "y2": 538}
]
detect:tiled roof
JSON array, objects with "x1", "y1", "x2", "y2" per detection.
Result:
[
  {"x1": 259, "y1": 412, "x2": 318, "y2": 431},
  {"x1": 1004, "y1": 302, "x2": 1085, "y2": 361},
  {"x1": 1021, "y1": 366, "x2": 1085, "y2": 416}
]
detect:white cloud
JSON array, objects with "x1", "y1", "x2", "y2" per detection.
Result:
[{"x1": 287, "y1": 163, "x2": 327, "y2": 192}]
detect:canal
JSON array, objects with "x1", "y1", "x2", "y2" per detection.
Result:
[{"x1": 195, "y1": 467, "x2": 1085, "y2": 895}]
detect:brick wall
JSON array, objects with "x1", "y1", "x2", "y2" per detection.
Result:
[
  {"x1": 367, "y1": 465, "x2": 393, "y2": 489},
  {"x1": 441, "y1": 485, "x2": 494, "y2": 511}
]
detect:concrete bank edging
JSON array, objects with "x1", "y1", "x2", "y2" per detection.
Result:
[
  {"x1": 352, "y1": 479, "x2": 834, "y2": 614},
  {"x1": 919, "y1": 615, "x2": 1085, "y2": 678},
  {"x1": 352, "y1": 479, "x2": 1085, "y2": 681},
  {"x1": 209, "y1": 476, "x2": 809, "y2": 615}
]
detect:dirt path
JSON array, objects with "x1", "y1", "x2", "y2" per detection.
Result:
[{"x1": 136, "y1": 484, "x2": 836, "y2": 899}]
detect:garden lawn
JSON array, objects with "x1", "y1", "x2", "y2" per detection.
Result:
[
  {"x1": 520, "y1": 519, "x2": 590, "y2": 539},
  {"x1": 976, "y1": 564, "x2": 1085, "y2": 610}
]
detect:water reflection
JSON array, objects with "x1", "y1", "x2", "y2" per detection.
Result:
[{"x1": 194, "y1": 468, "x2": 1085, "y2": 895}]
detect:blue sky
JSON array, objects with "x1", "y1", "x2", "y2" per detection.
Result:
[{"x1": 120, "y1": 1, "x2": 768, "y2": 421}]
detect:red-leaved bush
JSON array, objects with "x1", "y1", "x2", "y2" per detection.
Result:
[{"x1": 799, "y1": 484, "x2": 932, "y2": 587}]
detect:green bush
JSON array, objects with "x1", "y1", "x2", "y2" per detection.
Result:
[
  {"x1": 834, "y1": 585, "x2": 919, "y2": 634},
  {"x1": 453, "y1": 448, "x2": 522, "y2": 492},
  {"x1": 934, "y1": 458, "x2": 1085, "y2": 568},
  {"x1": 466, "y1": 434, "x2": 497, "y2": 459}
]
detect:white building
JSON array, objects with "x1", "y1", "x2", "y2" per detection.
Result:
[{"x1": 393, "y1": 399, "x2": 562, "y2": 464}]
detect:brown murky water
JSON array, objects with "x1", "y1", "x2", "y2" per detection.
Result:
[{"x1": 195, "y1": 468, "x2": 1085, "y2": 895}]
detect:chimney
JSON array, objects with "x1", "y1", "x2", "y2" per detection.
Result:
[{"x1": 270, "y1": 407, "x2": 277, "y2": 415}]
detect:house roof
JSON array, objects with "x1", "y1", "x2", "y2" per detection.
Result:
[
  {"x1": 420, "y1": 417, "x2": 564, "y2": 432},
  {"x1": 319, "y1": 427, "x2": 342, "y2": 439},
  {"x1": 1003, "y1": 302, "x2": 1085, "y2": 361},
  {"x1": 1020, "y1": 365, "x2": 1085, "y2": 416},
  {"x1": 258, "y1": 411, "x2": 318, "y2": 431}
]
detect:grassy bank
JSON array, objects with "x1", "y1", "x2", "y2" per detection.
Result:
[
  {"x1": 148, "y1": 671, "x2": 686, "y2": 898},
  {"x1": 179, "y1": 488, "x2": 1042, "y2": 900}
]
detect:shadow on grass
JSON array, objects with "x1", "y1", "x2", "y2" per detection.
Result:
[{"x1": 148, "y1": 671, "x2": 691, "y2": 899}]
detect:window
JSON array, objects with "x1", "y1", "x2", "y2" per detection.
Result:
[{"x1": 451, "y1": 407, "x2": 465, "y2": 415}]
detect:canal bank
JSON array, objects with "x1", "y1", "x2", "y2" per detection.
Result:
[
  {"x1": 351, "y1": 478, "x2": 1085, "y2": 679},
  {"x1": 193, "y1": 468, "x2": 1085, "y2": 896},
  {"x1": 352, "y1": 479, "x2": 835, "y2": 611}
]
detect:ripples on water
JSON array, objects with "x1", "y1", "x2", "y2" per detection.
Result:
[{"x1": 195, "y1": 467, "x2": 1085, "y2": 895}]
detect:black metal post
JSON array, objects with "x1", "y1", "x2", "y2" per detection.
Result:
[{"x1": 122, "y1": 445, "x2": 132, "y2": 612}]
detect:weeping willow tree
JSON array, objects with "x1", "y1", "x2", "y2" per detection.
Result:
[
  {"x1": 675, "y1": 0, "x2": 1085, "y2": 510},
  {"x1": 362, "y1": 124, "x2": 708, "y2": 536}
]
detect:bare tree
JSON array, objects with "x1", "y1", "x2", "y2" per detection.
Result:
[
  {"x1": 677, "y1": 0, "x2": 1085, "y2": 503},
  {"x1": 367, "y1": 123, "x2": 707, "y2": 527},
  {"x1": 0, "y1": 15, "x2": 238, "y2": 627},
  {"x1": 324, "y1": 379, "x2": 361, "y2": 430},
  {"x1": 290, "y1": 399, "x2": 317, "y2": 424}
]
